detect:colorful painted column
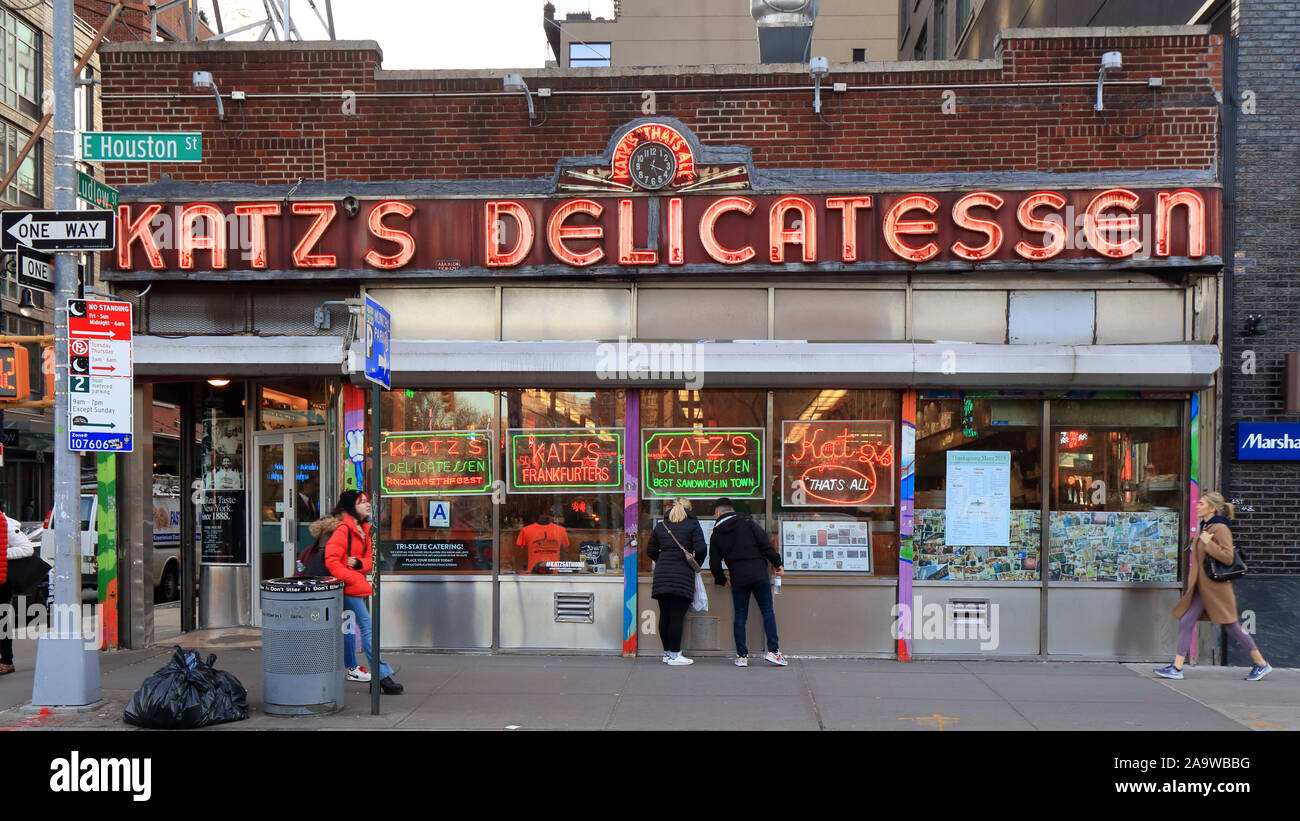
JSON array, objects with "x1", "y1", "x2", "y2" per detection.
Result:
[
  {"x1": 342, "y1": 383, "x2": 366, "y2": 492},
  {"x1": 96, "y1": 453, "x2": 118, "y2": 651},
  {"x1": 897, "y1": 391, "x2": 916, "y2": 661},
  {"x1": 1189, "y1": 393, "x2": 1200, "y2": 664},
  {"x1": 622, "y1": 390, "x2": 640, "y2": 657}
]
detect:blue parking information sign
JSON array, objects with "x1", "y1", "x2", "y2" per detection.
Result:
[{"x1": 364, "y1": 295, "x2": 391, "y2": 389}]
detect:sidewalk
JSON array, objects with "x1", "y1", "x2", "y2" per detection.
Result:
[{"x1": 3, "y1": 628, "x2": 1295, "y2": 730}]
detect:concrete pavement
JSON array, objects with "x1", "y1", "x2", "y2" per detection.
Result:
[{"x1": 2, "y1": 625, "x2": 1295, "y2": 730}]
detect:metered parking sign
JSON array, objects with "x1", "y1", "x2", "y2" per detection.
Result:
[{"x1": 68, "y1": 375, "x2": 134, "y2": 452}]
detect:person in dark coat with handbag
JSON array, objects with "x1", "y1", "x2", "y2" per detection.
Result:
[
  {"x1": 709, "y1": 498, "x2": 786, "y2": 668},
  {"x1": 1156, "y1": 492, "x2": 1272, "y2": 681},
  {"x1": 646, "y1": 498, "x2": 706, "y2": 666}
]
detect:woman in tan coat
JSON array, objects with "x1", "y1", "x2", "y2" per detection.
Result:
[{"x1": 1155, "y1": 492, "x2": 1272, "y2": 681}]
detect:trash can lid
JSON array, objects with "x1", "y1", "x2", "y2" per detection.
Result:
[{"x1": 261, "y1": 577, "x2": 343, "y2": 593}]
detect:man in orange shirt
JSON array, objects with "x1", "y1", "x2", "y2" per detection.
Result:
[{"x1": 515, "y1": 513, "x2": 570, "y2": 573}]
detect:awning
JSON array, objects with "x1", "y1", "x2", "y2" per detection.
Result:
[
  {"x1": 134, "y1": 335, "x2": 346, "y2": 377},
  {"x1": 340, "y1": 340, "x2": 1220, "y2": 391}
]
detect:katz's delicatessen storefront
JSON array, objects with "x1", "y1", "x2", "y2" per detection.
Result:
[{"x1": 113, "y1": 120, "x2": 1221, "y2": 660}]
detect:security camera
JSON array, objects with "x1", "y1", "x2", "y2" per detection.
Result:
[
  {"x1": 341, "y1": 196, "x2": 360, "y2": 218},
  {"x1": 1100, "y1": 51, "x2": 1122, "y2": 72},
  {"x1": 809, "y1": 56, "x2": 829, "y2": 79}
]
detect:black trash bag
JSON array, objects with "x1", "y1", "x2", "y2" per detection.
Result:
[{"x1": 123, "y1": 646, "x2": 250, "y2": 729}]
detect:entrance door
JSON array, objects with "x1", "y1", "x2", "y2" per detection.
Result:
[{"x1": 252, "y1": 428, "x2": 326, "y2": 607}]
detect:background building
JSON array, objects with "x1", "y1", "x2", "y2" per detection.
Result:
[
  {"x1": 900, "y1": 0, "x2": 1211, "y2": 61},
  {"x1": 549, "y1": 0, "x2": 898, "y2": 67}
]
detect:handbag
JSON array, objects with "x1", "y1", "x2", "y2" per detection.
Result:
[
  {"x1": 1203, "y1": 543, "x2": 1247, "y2": 583},
  {"x1": 658, "y1": 521, "x2": 701, "y2": 572},
  {"x1": 6, "y1": 554, "x2": 53, "y2": 594}
]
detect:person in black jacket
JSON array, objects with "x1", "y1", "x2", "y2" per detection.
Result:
[
  {"x1": 646, "y1": 498, "x2": 706, "y2": 666},
  {"x1": 709, "y1": 498, "x2": 786, "y2": 667}
]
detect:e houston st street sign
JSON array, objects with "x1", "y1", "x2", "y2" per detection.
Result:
[{"x1": 79, "y1": 131, "x2": 203, "y2": 163}]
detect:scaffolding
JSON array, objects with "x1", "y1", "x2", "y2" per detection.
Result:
[{"x1": 147, "y1": 0, "x2": 336, "y2": 42}]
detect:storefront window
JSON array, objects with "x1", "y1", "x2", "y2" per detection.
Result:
[
  {"x1": 773, "y1": 390, "x2": 900, "y2": 577},
  {"x1": 638, "y1": 390, "x2": 767, "y2": 573},
  {"x1": 258, "y1": 378, "x2": 330, "y2": 429},
  {"x1": 199, "y1": 386, "x2": 248, "y2": 566},
  {"x1": 377, "y1": 390, "x2": 495, "y2": 573},
  {"x1": 913, "y1": 396, "x2": 1042, "y2": 581},
  {"x1": 500, "y1": 390, "x2": 626, "y2": 575},
  {"x1": 1047, "y1": 400, "x2": 1184, "y2": 583}
]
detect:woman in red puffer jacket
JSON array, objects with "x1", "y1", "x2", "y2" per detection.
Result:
[{"x1": 324, "y1": 490, "x2": 402, "y2": 694}]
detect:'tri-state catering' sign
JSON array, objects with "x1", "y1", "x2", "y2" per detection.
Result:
[{"x1": 106, "y1": 187, "x2": 1219, "y2": 280}]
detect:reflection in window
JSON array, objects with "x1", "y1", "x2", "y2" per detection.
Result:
[
  {"x1": 499, "y1": 390, "x2": 625, "y2": 575},
  {"x1": 258, "y1": 378, "x2": 331, "y2": 429},
  {"x1": 914, "y1": 397, "x2": 1042, "y2": 581},
  {"x1": 773, "y1": 390, "x2": 899, "y2": 576},
  {"x1": 378, "y1": 391, "x2": 495, "y2": 573},
  {"x1": 1048, "y1": 400, "x2": 1183, "y2": 583}
]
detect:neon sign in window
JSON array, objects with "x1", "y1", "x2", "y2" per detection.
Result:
[
  {"x1": 641, "y1": 428, "x2": 764, "y2": 499},
  {"x1": 781, "y1": 420, "x2": 895, "y2": 507},
  {"x1": 380, "y1": 430, "x2": 493, "y2": 496},
  {"x1": 507, "y1": 428, "x2": 624, "y2": 494}
]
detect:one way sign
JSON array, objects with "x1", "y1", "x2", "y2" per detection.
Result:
[{"x1": 1, "y1": 209, "x2": 115, "y2": 252}]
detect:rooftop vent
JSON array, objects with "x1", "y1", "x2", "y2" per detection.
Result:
[{"x1": 751, "y1": 0, "x2": 819, "y2": 64}]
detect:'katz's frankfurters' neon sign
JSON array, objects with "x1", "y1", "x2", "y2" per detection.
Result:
[
  {"x1": 108, "y1": 187, "x2": 1217, "y2": 280},
  {"x1": 782, "y1": 420, "x2": 896, "y2": 507}
]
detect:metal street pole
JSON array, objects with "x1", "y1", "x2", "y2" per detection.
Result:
[
  {"x1": 371, "y1": 380, "x2": 381, "y2": 715},
  {"x1": 32, "y1": 0, "x2": 102, "y2": 706}
]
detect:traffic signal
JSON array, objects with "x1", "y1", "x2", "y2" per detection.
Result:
[{"x1": 0, "y1": 344, "x2": 31, "y2": 401}]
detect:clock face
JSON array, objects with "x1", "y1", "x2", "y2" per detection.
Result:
[{"x1": 629, "y1": 142, "x2": 678, "y2": 191}]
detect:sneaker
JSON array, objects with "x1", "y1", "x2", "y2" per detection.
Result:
[
  {"x1": 379, "y1": 676, "x2": 404, "y2": 695},
  {"x1": 346, "y1": 666, "x2": 371, "y2": 682},
  {"x1": 1245, "y1": 664, "x2": 1273, "y2": 682},
  {"x1": 735, "y1": 656, "x2": 748, "y2": 667},
  {"x1": 764, "y1": 651, "x2": 788, "y2": 667},
  {"x1": 665, "y1": 655, "x2": 694, "y2": 666},
  {"x1": 661, "y1": 652, "x2": 671, "y2": 663},
  {"x1": 1153, "y1": 664, "x2": 1184, "y2": 680},
  {"x1": 0, "y1": 662, "x2": 13, "y2": 676}
]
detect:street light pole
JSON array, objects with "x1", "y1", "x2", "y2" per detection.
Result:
[{"x1": 32, "y1": 0, "x2": 102, "y2": 706}]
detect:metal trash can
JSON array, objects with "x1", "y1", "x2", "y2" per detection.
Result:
[{"x1": 260, "y1": 577, "x2": 344, "y2": 716}]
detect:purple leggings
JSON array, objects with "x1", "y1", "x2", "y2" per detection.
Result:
[{"x1": 1177, "y1": 593, "x2": 1257, "y2": 657}]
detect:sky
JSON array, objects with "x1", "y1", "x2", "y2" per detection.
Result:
[{"x1": 208, "y1": 0, "x2": 616, "y2": 69}]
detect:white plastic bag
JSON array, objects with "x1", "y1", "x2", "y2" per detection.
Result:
[{"x1": 690, "y1": 573, "x2": 709, "y2": 612}]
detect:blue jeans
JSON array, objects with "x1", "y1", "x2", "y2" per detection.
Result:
[
  {"x1": 731, "y1": 579, "x2": 779, "y2": 657},
  {"x1": 343, "y1": 595, "x2": 393, "y2": 679}
]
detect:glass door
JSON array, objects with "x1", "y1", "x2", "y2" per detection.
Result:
[{"x1": 252, "y1": 428, "x2": 326, "y2": 599}]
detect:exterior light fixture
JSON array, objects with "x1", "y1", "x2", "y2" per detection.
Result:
[
  {"x1": 1245, "y1": 314, "x2": 1266, "y2": 336},
  {"x1": 18, "y1": 288, "x2": 38, "y2": 318},
  {"x1": 192, "y1": 70, "x2": 226, "y2": 120},
  {"x1": 207, "y1": 378, "x2": 231, "y2": 387},
  {"x1": 809, "y1": 56, "x2": 829, "y2": 114},
  {"x1": 1094, "y1": 51, "x2": 1122, "y2": 111},
  {"x1": 502, "y1": 73, "x2": 536, "y2": 121}
]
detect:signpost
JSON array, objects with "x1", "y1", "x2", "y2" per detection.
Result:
[
  {"x1": 79, "y1": 131, "x2": 203, "y2": 163},
  {"x1": 363, "y1": 295, "x2": 390, "y2": 716},
  {"x1": 1, "y1": 209, "x2": 115, "y2": 252},
  {"x1": 76, "y1": 170, "x2": 118, "y2": 210}
]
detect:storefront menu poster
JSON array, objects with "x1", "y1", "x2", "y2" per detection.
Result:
[
  {"x1": 944, "y1": 451, "x2": 1011, "y2": 547},
  {"x1": 200, "y1": 491, "x2": 247, "y2": 564},
  {"x1": 508, "y1": 428, "x2": 624, "y2": 493},
  {"x1": 781, "y1": 420, "x2": 895, "y2": 507},
  {"x1": 380, "y1": 430, "x2": 493, "y2": 496},
  {"x1": 780, "y1": 520, "x2": 871, "y2": 572},
  {"x1": 642, "y1": 428, "x2": 764, "y2": 499}
]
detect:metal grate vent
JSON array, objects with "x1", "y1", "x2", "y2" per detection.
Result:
[
  {"x1": 555, "y1": 592, "x2": 595, "y2": 624},
  {"x1": 950, "y1": 600, "x2": 989, "y2": 627}
]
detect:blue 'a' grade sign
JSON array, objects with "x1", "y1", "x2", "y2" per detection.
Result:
[
  {"x1": 364, "y1": 295, "x2": 391, "y2": 389},
  {"x1": 1236, "y1": 422, "x2": 1300, "y2": 460}
]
